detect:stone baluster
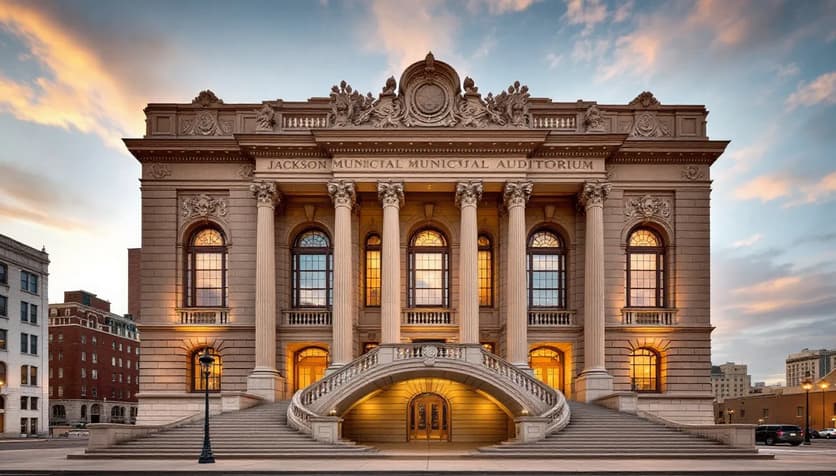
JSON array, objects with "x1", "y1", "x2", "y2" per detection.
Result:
[
  {"x1": 247, "y1": 180, "x2": 283, "y2": 401},
  {"x1": 503, "y1": 181, "x2": 533, "y2": 366},
  {"x1": 378, "y1": 181, "x2": 404, "y2": 344},
  {"x1": 576, "y1": 180, "x2": 614, "y2": 402},
  {"x1": 327, "y1": 180, "x2": 356, "y2": 367},
  {"x1": 456, "y1": 181, "x2": 483, "y2": 344}
]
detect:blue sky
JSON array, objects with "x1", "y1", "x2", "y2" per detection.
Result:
[{"x1": 0, "y1": 0, "x2": 834, "y2": 383}]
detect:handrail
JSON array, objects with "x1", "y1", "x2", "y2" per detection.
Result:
[{"x1": 287, "y1": 343, "x2": 571, "y2": 440}]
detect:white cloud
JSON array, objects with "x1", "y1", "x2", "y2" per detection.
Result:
[
  {"x1": 564, "y1": 0, "x2": 608, "y2": 34},
  {"x1": 734, "y1": 175, "x2": 794, "y2": 202},
  {"x1": 775, "y1": 62, "x2": 800, "y2": 77},
  {"x1": 785, "y1": 71, "x2": 836, "y2": 110},
  {"x1": 612, "y1": 0, "x2": 633, "y2": 22},
  {"x1": 732, "y1": 233, "x2": 763, "y2": 248},
  {"x1": 0, "y1": 1, "x2": 145, "y2": 149},
  {"x1": 571, "y1": 38, "x2": 609, "y2": 62},
  {"x1": 545, "y1": 52, "x2": 563, "y2": 70},
  {"x1": 734, "y1": 172, "x2": 836, "y2": 207},
  {"x1": 468, "y1": 0, "x2": 539, "y2": 15}
]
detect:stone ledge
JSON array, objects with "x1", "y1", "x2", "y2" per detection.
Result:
[{"x1": 637, "y1": 410, "x2": 756, "y2": 449}]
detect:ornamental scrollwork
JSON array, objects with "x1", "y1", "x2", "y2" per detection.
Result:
[
  {"x1": 630, "y1": 111, "x2": 671, "y2": 137},
  {"x1": 329, "y1": 80, "x2": 375, "y2": 127},
  {"x1": 192, "y1": 90, "x2": 223, "y2": 107},
  {"x1": 455, "y1": 181, "x2": 483, "y2": 208},
  {"x1": 148, "y1": 163, "x2": 171, "y2": 179},
  {"x1": 181, "y1": 110, "x2": 232, "y2": 136},
  {"x1": 250, "y1": 181, "x2": 279, "y2": 206},
  {"x1": 503, "y1": 181, "x2": 533, "y2": 209},
  {"x1": 681, "y1": 165, "x2": 706, "y2": 181},
  {"x1": 182, "y1": 194, "x2": 228, "y2": 219},
  {"x1": 237, "y1": 164, "x2": 254, "y2": 179},
  {"x1": 327, "y1": 180, "x2": 356, "y2": 208},
  {"x1": 629, "y1": 91, "x2": 660, "y2": 108},
  {"x1": 581, "y1": 181, "x2": 611, "y2": 208},
  {"x1": 377, "y1": 180, "x2": 404, "y2": 208},
  {"x1": 624, "y1": 194, "x2": 672, "y2": 221}
]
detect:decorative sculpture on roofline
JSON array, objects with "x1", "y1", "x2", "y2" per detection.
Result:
[{"x1": 328, "y1": 53, "x2": 531, "y2": 128}]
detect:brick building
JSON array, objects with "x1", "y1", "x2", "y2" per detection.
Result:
[{"x1": 48, "y1": 291, "x2": 139, "y2": 426}]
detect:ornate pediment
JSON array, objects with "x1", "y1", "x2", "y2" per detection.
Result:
[{"x1": 328, "y1": 53, "x2": 531, "y2": 129}]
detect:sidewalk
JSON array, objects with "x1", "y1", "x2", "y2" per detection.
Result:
[{"x1": 0, "y1": 445, "x2": 835, "y2": 474}]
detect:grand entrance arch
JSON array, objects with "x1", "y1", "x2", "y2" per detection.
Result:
[{"x1": 408, "y1": 393, "x2": 450, "y2": 441}]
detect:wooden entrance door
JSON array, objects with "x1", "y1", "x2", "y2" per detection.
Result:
[{"x1": 409, "y1": 393, "x2": 449, "y2": 441}]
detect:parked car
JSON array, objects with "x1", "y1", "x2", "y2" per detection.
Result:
[
  {"x1": 755, "y1": 425, "x2": 804, "y2": 446},
  {"x1": 819, "y1": 428, "x2": 836, "y2": 439}
]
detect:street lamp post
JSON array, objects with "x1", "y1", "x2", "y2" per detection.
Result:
[
  {"x1": 819, "y1": 382, "x2": 829, "y2": 432},
  {"x1": 198, "y1": 349, "x2": 215, "y2": 464},
  {"x1": 802, "y1": 373, "x2": 813, "y2": 445},
  {"x1": 726, "y1": 408, "x2": 734, "y2": 424}
]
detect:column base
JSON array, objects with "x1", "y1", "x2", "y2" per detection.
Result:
[
  {"x1": 575, "y1": 370, "x2": 613, "y2": 402},
  {"x1": 246, "y1": 369, "x2": 285, "y2": 402}
]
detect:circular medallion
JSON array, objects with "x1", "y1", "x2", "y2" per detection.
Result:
[
  {"x1": 414, "y1": 83, "x2": 446, "y2": 115},
  {"x1": 422, "y1": 345, "x2": 438, "y2": 359}
]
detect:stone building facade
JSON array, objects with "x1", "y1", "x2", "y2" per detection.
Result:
[
  {"x1": 0, "y1": 233, "x2": 49, "y2": 437},
  {"x1": 48, "y1": 291, "x2": 140, "y2": 427},
  {"x1": 126, "y1": 55, "x2": 727, "y2": 442},
  {"x1": 786, "y1": 348, "x2": 836, "y2": 387},
  {"x1": 711, "y1": 362, "x2": 751, "y2": 403}
]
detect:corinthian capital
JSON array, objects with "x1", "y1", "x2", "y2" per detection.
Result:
[
  {"x1": 327, "y1": 180, "x2": 356, "y2": 208},
  {"x1": 455, "y1": 181, "x2": 483, "y2": 208},
  {"x1": 377, "y1": 180, "x2": 404, "y2": 208},
  {"x1": 503, "y1": 181, "x2": 533, "y2": 209},
  {"x1": 580, "y1": 180, "x2": 611, "y2": 208},
  {"x1": 250, "y1": 180, "x2": 280, "y2": 207}
]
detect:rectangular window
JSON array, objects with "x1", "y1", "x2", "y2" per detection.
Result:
[
  {"x1": 20, "y1": 333, "x2": 28, "y2": 353},
  {"x1": 57, "y1": 386, "x2": 63, "y2": 397},
  {"x1": 112, "y1": 373, "x2": 116, "y2": 382},
  {"x1": 30, "y1": 418, "x2": 38, "y2": 435},
  {"x1": 797, "y1": 406, "x2": 804, "y2": 417},
  {"x1": 20, "y1": 396, "x2": 28, "y2": 410},
  {"x1": 20, "y1": 418, "x2": 27, "y2": 435},
  {"x1": 30, "y1": 366, "x2": 37, "y2": 385},
  {"x1": 20, "y1": 271, "x2": 38, "y2": 294},
  {"x1": 20, "y1": 302, "x2": 28, "y2": 322},
  {"x1": 0, "y1": 262, "x2": 6, "y2": 285},
  {"x1": 30, "y1": 335, "x2": 37, "y2": 355},
  {"x1": 92, "y1": 369, "x2": 98, "y2": 380},
  {"x1": 20, "y1": 365, "x2": 28, "y2": 385},
  {"x1": 81, "y1": 385, "x2": 86, "y2": 397},
  {"x1": 80, "y1": 335, "x2": 86, "y2": 344},
  {"x1": 365, "y1": 248, "x2": 381, "y2": 307},
  {"x1": 762, "y1": 408, "x2": 769, "y2": 417},
  {"x1": 30, "y1": 397, "x2": 38, "y2": 410},
  {"x1": 29, "y1": 304, "x2": 37, "y2": 324},
  {"x1": 0, "y1": 295, "x2": 7, "y2": 317},
  {"x1": 81, "y1": 351, "x2": 86, "y2": 362},
  {"x1": 58, "y1": 368, "x2": 63, "y2": 379},
  {"x1": 91, "y1": 387, "x2": 97, "y2": 398},
  {"x1": 478, "y1": 248, "x2": 493, "y2": 307},
  {"x1": 0, "y1": 328, "x2": 6, "y2": 350},
  {"x1": 111, "y1": 356, "x2": 116, "y2": 366},
  {"x1": 92, "y1": 352, "x2": 97, "y2": 364}
]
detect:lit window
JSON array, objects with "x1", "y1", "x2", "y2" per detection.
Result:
[
  {"x1": 629, "y1": 348, "x2": 660, "y2": 392},
  {"x1": 626, "y1": 228, "x2": 665, "y2": 307},
  {"x1": 365, "y1": 234, "x2": 382, "y2": 307},
  {"x1": 478, "y1": 235, "x2": 493, "y2": 307},
  {"x1": 185, "y1": 227, "x2": 228, "y2": 307}
]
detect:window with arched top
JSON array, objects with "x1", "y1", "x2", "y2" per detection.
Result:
[
  {"x1": 185, "y1": 227, "x2": 228, "y2": 307},
  {"x1": 365, "y1": 234, "x2": 382, "y2": 307},
  {"x1": 292, "y1": 229, "x2": 333, "y2": 308},
  {"x1": 626, "y1": 228, "x2": 665, "y2": 308},
  {"x1": 191, "y1": 347, "x2": 222, "y2": 392},
  {"x1": 478, "y1": 235, "x2": 493, "y2": 307},
  {"x1": 408, "y1": 229, "x2": 450, "y2": 307},
  {"x1": 295, "y1": 346, "x2": 329, "y2": 391},
  {"x1": 629, "y1": 347, "x2": 660, "y2": 393},
  {"x1": 527, "y1": 230, "x2": 567, "y2": 308},
  {"x1": 529, "y1": 346, "x2": 564, "y2": 392}
]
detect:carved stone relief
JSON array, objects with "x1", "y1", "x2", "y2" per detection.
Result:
[
  {"x1": 237, "y1": 164, "x2": 254, "y2": 179},
  {"x1": 580, "y1": 181, "x2": 611, "y2": 208},
  {"x1": 584, "y1": 104, "x2": 606, "y2": 132},
  {"x1": 192, "y1": 90, "x2": 223, "y2": 107},
  {"x1": 681, "y1": 165, "x2": 706, "y2": 181},
  {"x1": 455, "y1": 181, "x2": 483, "y2": 208},
  {"x1": 255, "y1": 104, "x2": 275, "y2": 132},
  {"x1": 503, "y1": 181, "x2": 533, "y2": 208},
  {"x1": 630, "y1": 111, "x2": 671, "y2": 137},
  {"x1": 629, "y1": 91, "x2": 661, "y2": 108},
  {"x1": 148, "y1": 163, "x2": 171, "y2": 179},
  {"x1": 182, "y1": 194, "x2": 228, "y2": 219},
  {"x1": 624, "y1": 194, "x2": 672, "y2": 222},
  {"x1": 328, "y1": 53, "x2": 531, "y2": 129},
  {"x1": 181, "y1": 110, "x2": 233, "y2": 136}
]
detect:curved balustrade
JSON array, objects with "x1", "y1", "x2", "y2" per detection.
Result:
[{"x1": 286, "y1": 343, "x2": 571, "y2": 440}]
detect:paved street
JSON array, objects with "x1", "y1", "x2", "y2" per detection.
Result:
[{"x1": 1, "y1": 442, "x2": 836, "y2": 475}]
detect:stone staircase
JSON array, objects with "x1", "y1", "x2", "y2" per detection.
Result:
[
  {"x1": 75, "y1": 400, "x2": 376, "y2": 459},
  {"x1": 477, "y1": 401, "x2": 770, "y2": 459}
]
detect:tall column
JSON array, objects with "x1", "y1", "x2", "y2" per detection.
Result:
[
  {"x1": 247, "y1": 180, "x2": 284, "y2": 401},
  {"x1": 327, "y1": 180, "x2": 356, "y2": 367},
  {"x1": 378, "y1": 181, "x2": 404, "y2": 344},
  {"x1": 456, "y1": 181, "x2": 483, "y2": 344},
  {"x1": 503, "y1": 181, "x2": 533, "y2": 366},
  {"x1": 576, "y1": 180, "x2": 613, "y2": 402}
]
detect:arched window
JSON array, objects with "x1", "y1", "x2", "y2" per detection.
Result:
[
  {"x1": 630, "y1": 347, "x2": 660, "y2": 393},
  {"x1": 529, "y1": 346, "x2": 564, "y2": 392},
  {"x1": 292, "y1": 229, "x2": 333, "y2": 308},
  {"x1": 185, "y1": 227, "x2": 227, "y2": 307},
  {"x1": 80, "y1": 405, "x2": 87, "y2": 421},
  {"x1": 408, "y1": 229, "x2": 450, "y2": 307},
  {"x1": 191, "y1": 347, "x2": 222, "y2": 392},
  {"x1": 527, "y1": 230, "x2": 566, "y2": 308},
  {"x1": 626, "y1": 228, "x2": 665, "y2": 307},
  {"x1": 0, "y1": 361, "x2": 5, "y2": 386},
  {"x1": 365, "y1": 234, "x2": 382, "y2": 307},
  {"x1": 295, "y1": 347, "x2": 328, "y2": 391},
  {"x1": 478, "y1": 235, "x2": 493, "y2": 307}
]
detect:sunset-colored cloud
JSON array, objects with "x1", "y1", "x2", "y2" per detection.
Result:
[
  {"x1": 0, "y1": 162, "x2": 89, "y2": 231},
  {"x1": 786, "y1": 71, "x2": 836, "y2": 110},
  {"x1": 468, "y1": 0, "x2": 539, "y2": 15},
  {"x1": 598, "y1": 31, "x2": 660, "y2": 80},
  {"x1": 0, "y1": 0, "x2": 144, "y2": 149},
  {"x1": 565, "y1": 0, "x2": 608, "y2": 34},
  {"x1": 732, "y1": 233, "x2": 763, "y2": 248},
  {"x1": 734, "y1": 175, "x2": 794, "y2": 202}
]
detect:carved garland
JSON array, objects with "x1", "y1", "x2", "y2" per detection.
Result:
[
  {"x1": 624, "y1": 195, "x2": 672, "y2": 222},
  {"x1": 681, "y1": 165, "x2": 706, "y2": 181},
  {"x1": 148, "y1": 163, "x2": 171, "y2": 179},
  {"x1": 182, "y1": 194, "x2": 228, "y2": 219}
]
